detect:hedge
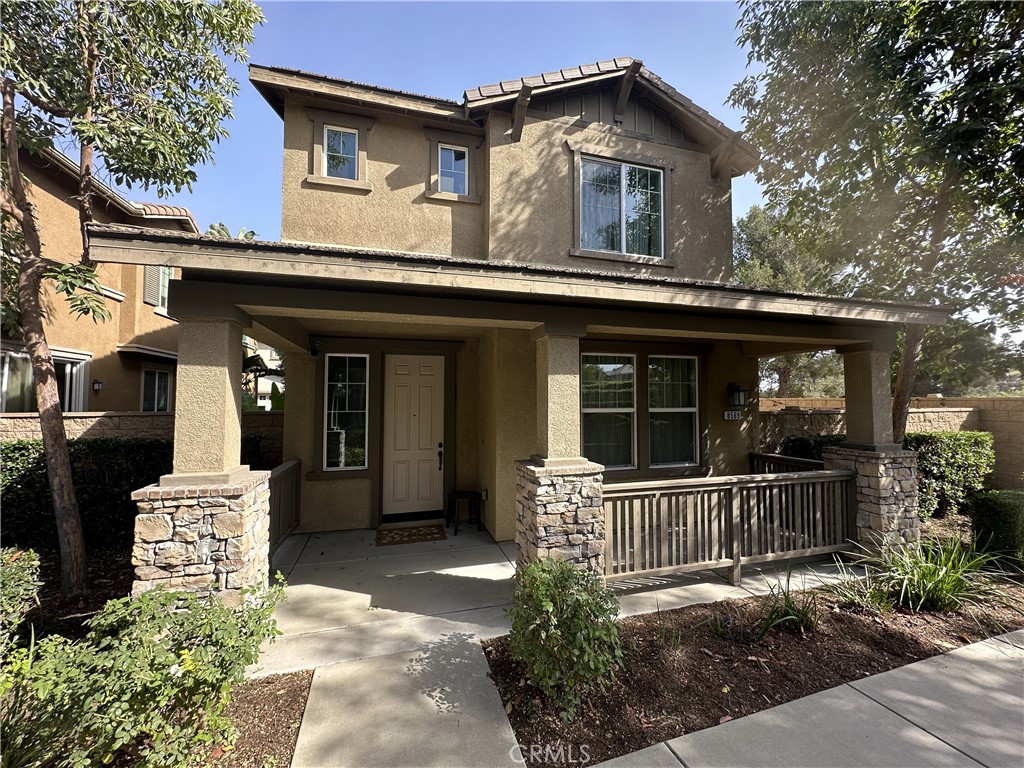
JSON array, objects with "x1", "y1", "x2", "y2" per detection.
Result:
[
  {"x1": 1, "y1": 433, "x2": 271, "y2": 550},
  {"x1": 970, "y1": 490, "x2": 1024, "y2": 564},
  {"x1": 780, "y1": 431, "x2": 996, "y2": 518}
]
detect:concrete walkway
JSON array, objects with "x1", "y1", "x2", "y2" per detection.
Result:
[
  {"x1": 256, "y1": 532, "x2": 1023, "y2": 768},
  {"x1": 597, "y1": 630, "x2": 1024, "y2": 768}
]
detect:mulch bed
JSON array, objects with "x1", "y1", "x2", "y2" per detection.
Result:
[
  {"x1": 213, "y1": 671, "x2": 313, "y2": 767},
  {"x1": 484, "y1": 580, "x2": 1024, "y2": 766}
]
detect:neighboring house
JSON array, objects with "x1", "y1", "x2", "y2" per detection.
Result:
[
  {"x1": 88, "y1": 58, "x2": 943, "y2": 593},
  {"x1": 243, "y1": 337, "x2": 284, "y2": 411},
  {"x1": 1, "y1": 148, "x2": 197, "y2": 414}
]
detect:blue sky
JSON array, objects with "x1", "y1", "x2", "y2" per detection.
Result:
[{"x1": 150, "y1": 1, "x2": 764, "y2": 239}]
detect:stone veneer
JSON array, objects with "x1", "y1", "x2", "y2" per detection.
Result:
[
  {"x1": 823, "y1": 446, "x2": 920, "y2": 549},
  {"x1": 130, "y1": 471, "x2": 271, "y2": 605},
  {"x1": 515, "y1": 459, "x2": 605, "y2": 573}
]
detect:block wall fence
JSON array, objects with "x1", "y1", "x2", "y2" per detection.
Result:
[{"x1": 761, "y1": 397, "x2": 1023, "y2": 490}]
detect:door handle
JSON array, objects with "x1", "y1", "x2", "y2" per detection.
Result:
[{"x1": 437, "y1": 442, "x2": 444, "y2": 472}]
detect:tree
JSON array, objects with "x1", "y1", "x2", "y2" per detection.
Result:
[
  {"x1": 731, "y1": 1, "x2": 1024, "y2": 442},
  {"x1": 733, "y1": 205, "x2": 844, "y2": 397},
  {"x1": 1, "y1": 0, "x2": 263, "y2": 594}
]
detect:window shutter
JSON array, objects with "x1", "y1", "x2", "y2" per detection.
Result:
[{"x1": 143, "y1": 266, "x2": 160, "y2": 306}]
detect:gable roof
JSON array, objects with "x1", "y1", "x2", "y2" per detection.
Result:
[
  {"x1": 250, "y1": 57, "x2": 758, "y2": 175},
  {"x1": 29, "y1": 147, "x2": 199, "y2": 233}
]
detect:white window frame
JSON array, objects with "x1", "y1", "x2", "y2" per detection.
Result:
[
  {"x1": 157, "y1": 265, "x2": 170, "y2": 310},
  {"x1": 140, "y1": 368, "x2": 174, "y2": 413},
  {"x1": 1, "y1": 347, "x2": 90, "y2": 413},
  {"x1": 581, "y1": 353, "x2": 637, "y2": 470},
  {"x1": 323, "y1": 124, "x2": 359, "y2": 181},
  {"x1": 438, "y1": 143, "x2": 469, "y2": 196},
  {"x1": 322, "y1": 353, "x2": 370, "y2": 472},
  {"x1": 579, "y1": 156, "x2": 665, "y2": 259},
  {"x1": 648, "y1": 355, "x2": 699, "y2": 468}
]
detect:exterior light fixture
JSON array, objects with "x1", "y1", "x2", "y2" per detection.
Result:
[
  {"x1": 727, "y1": 383, "x2": 750, "y2": 407},
  {"x1": 92, "y1": 379, "x2": 103, "y2": 392}
]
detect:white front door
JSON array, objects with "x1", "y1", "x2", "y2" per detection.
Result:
[{"x1": 382, "y1": 354, "x2": 445, "y2": 516}]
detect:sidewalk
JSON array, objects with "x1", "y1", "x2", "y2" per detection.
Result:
[{"x1": 597, "y1": 630, "x2": 1024, "y2": 768}]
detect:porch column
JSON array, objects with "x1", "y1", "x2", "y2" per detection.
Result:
[
  {"x1": 130, "y1": 309, "x2": 270, "y2": 603},
  {"x1": 515, "y1": 324, "x2": 605, "y2": 573},
  {"x1": 167, "y1": 315, "x2": 246, "y2": 484},
  {"x1": 823, "y1": 346, "x2": 920, "y2": 550}
]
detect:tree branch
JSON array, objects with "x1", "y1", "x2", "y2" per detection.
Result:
[{"x1": 4, "y1": 79, "x2": 74, "y2": 119}]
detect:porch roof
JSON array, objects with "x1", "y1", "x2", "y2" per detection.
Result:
[{"x1": 86, "y1": 223, "x2": 947, "y2": 328}]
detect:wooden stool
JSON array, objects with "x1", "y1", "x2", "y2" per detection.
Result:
[{"x1": 446, "y1": 490, "x2": 483, "y2": 536}]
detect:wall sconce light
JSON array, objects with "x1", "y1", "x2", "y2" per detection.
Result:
[
  {"x1": 91, "y1": 379, "x2": 103, "y2": 393},
  {"x1": 309, "y1": 338, "x2": 321, "y2": 357},
  {"x1": 728, "y1": 383, "x2": 750, "y2": 407}
]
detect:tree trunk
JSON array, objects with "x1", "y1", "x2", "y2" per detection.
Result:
[
  {"x1": 891, "y1": 324, "x2": 926, "y2": 445},
  {"x1": 3, "y1": 79, "x2": 89, "y2": 595},
  {"x1": 775, "y1": 360, "x2": 795, "y2": 397}
]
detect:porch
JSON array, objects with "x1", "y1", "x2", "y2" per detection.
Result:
[{"x1": 255, "y1": 525, "x2": 856, "y2": 677}]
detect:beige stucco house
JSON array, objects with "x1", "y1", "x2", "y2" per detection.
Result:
[
  {"x1": 87, "y1": 58, "x2": 944, "y2": 597},
  {"x1": 1, "y1": 148, "x2": 197, "y2": 415}
]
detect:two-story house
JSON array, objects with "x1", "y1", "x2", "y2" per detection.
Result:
[
  {"x1": 88, "y1": 59, "x2": 942, "y2": 596},
  {"x1": 2, "y1": 147, "x2": 197, "y2": 415}
]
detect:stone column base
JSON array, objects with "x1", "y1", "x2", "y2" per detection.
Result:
[
  {"x1": 823, "y1": 446, "x2": 920, "y2": 550},
  {"x1": 515, "y1": 458, "x2": 605, "y2": 573},
  {"x1": 130, "y1": 471, "x2": 271, "y2": 606}
]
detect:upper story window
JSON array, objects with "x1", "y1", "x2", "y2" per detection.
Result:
[
  {"x1": 439, "y1": 144, "x2": 468, "y2": 195},
  {"x1": 581, "y1": 158, "x2": 663, "y2": 259},
  {"x1": 143, "y1": 265, "x2": 170, "y2": 310},
  {"x1": 325, "y1": 125, "x2": 358, "y2": 180},
  {"x1": 306, "y1": 108, "x2": 375, "y2": 193},
  {"x1": 423, "y1": 128, "x2": 483, "y2": 203}
]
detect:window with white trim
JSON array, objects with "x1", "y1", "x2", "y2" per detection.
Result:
[
  {"x1": 143, "y1": 265, "x2": 171, "y2": 309},
  {"x1": 324, "y1": 354, "x2": 368, "y2": 470},
  {"x1": 581, "y1": 352, "x2": 699, "y2": 470},
  {"x1": 580, "y1": 158, "x2": 663, "y2": 258},
  {"x1": 439, "y1": 144, "x2": 468, "y2": 195},
  {"x1": 581, "y1": 354, "x2": 637, "y2": 469},
  {"x1": 1, "y1": 349, "x2": 88, "y2": 413},
  {"x1": 324, "y1": 125, "x2": 358, "y2": 180},
  {"x1": 141, "y1": 369, "x2": 173, "y2": 412}
]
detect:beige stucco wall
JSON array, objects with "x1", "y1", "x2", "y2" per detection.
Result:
[
  {"x1": 485, "y1": 110, "x2": 734, "y2": 282},
  {"x1": 704, "y1": 342, "x2": 760, "y2": 475},
  {"x1": 279, "y1": 101, "x2": 485, "y2": 258},
  {"x1": 12, "y1": 157, "x2": 183, "y2": 413}
]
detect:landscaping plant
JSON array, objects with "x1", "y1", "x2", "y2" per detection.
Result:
[
  {"x1": 755, "y1": 572, "x2": 819, "y2": 640},
  {"x1": 824, "y1": 560, "x2": 894, "y2": 614},
  {"x1": 970, "y1": 490, "x2": 1024, "y2": 565},
  {"x1": 0, "y1": 548, "x2": 39, "y2": 653},
  {"x1": 872, "y1": 538, "x2": 1005, "y2": 613},
  {"x1": 0, "y1": 578, "x2": 284, "y2": 768},
  {"x1": 903, "y1": 432, "x2": 995, "y2": 518},
  {"x1": 506, "y1": 558, "x2": 622, "y2": 721}
]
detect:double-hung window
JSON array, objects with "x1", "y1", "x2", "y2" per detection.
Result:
[
  {"x1": 580, "y1": 158, "x2": 663, "y2": 258},
  {"x1": 142, "y1": 369, "x2": 173, "y2": 412},
  {"x1": 324, "y1": 126, "x2": 358, "y2": 180},
  {"x1": 439, "y1": 144, "x2": 468, "y2": 195},
  {"x1": 1, "y1": 349, "x2": 88, "y2": 412},
  {"x1": 581, "y1": 352, "x2": 699, "y2": 471},
  {"x1": 324, "y1": 354, "x2": 368, "y2": 470}
]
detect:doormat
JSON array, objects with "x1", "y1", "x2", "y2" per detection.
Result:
[{"x1": 375, "y1": 524, "x2": 447, "y2": 547}]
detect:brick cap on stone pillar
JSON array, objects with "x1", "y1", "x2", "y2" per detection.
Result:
[
  {"x1": 839, "y1": 441, "x2": 904, "y2": 453},
  {"x1": 158, "y1": 465, "x2": 251, "y2": 488},
  {"x1": 132, "y1": 469, "x2": 271, "y2": 500},
  {"x1": 517, "y1": 457, "x2": 604, "y2": 476}
]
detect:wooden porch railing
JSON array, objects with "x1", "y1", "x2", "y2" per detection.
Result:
[
  {"x1": 269, "y1": 458, "x2": 301, "y2": 555},
  {"x1": 603, "y1": 469, "x2": 855, "y2": 583},
  {"x1": 749, "y1": 452, "x2": 825, "y2": 474}
]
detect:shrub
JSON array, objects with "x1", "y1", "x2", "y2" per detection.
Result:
[
  {"x1": 755, "y1": 573, "x2": 819, "y2": 640},
  {"x1": 0, "y1": 548, "x2": 40, "y2": 652},
  {"x1": 0, "y1": 438, "x2": 174, "y2": 549},
  {"x1": 904, "y1": 432, "x2": 995, "y2": 518},
  {"x1": 506, "y1": 558, "x2": 622, "y2": 721},
  {"x1": 824, "y1": 559, "x2": 893, "y2": 614},
  {"x1": 971, "y1": 490, "x2": 1024, "y2": 564},
  {"x1": 0, "y1": 580, "x2": 284, "y2": 768},
  {"x1": 779, "y1": 434, "x2": 846, "y2": 461},
  {"x1": 872, "y1": 537, "x2": 1004, "y2": 613}
]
